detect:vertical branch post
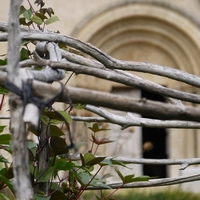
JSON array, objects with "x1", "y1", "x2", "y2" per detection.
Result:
[
  {"x1": 38, "y1": 124, "x2": 50, "y2": 195},
  {"x1": 7, "y1": 0, "x2": 33, "y2": 199}
]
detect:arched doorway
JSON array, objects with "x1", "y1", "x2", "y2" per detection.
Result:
[{"x1": 71, "y1": 0, "x2": 200, "y2": 180}]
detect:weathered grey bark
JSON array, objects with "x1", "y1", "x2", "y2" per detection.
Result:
[
  {"x1": 38, "y1": 125, "x2": 49, "y2": 195},
  {"x1": 7, "y1": 0, "x2": 33, "y2": 199}
]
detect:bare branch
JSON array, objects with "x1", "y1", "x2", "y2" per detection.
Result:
[
  {"x1": 85, "y1": 105, "x2": 200, "y2": 129},
  {"x1": 87, "y1": 173, "x2": 200, "y2": 190}
]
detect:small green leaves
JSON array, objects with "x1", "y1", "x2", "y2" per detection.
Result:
[
  {"x1": 115, "y1": 168, "x2": 150, "y2": 184},
  {"x1": 31, "y1": 15, "x2": 43, "y2": 25},
  {"x1": 88, "y1": 123, "x2": 110, "y2": 133},
  {"x1": 19, "y1": 5, "x2": 59, "y2": 28},
  {"x1": 45, "y1": 16, "x2": 60, "y2": 25}
]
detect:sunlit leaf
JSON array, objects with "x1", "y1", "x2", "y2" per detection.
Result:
[
  {"x1": 31, "y1": 15, "x2": 43, "y2": 25},
  {"x1": 23, "y1": 9, "x2": 32, "y2": 20},
  {"x1": 45, "y1": 16, "x2": 59, "y2": 25}
]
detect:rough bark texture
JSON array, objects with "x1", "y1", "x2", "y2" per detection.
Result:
[
  {"x1": 7, "y1": 0, "x2": 33, "y2": 199},
  {"x1": 9, "y1": 94, "x2": 33, "y2": 200},
  {"x1": 38, "y1": 124, "x2": 49, "y2": 195}
]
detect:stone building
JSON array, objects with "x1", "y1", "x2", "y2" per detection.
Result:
[{"x1": 1, "y1": 0, "x2": 200, "y2": 192}]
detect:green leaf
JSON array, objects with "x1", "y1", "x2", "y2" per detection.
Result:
[
  {"x1": 0, "y1": 155, "x2": 9, "y2": 163},
  {"x1": 91, "y1": 180, "x2": 111, "y2": 189},
  {"x1": 95, "y1": 195, "x2": 101, "y2": 200},
  {"x1": 123, "y1": 174, "x2": 135, "y2": 184},
  {"x1": 0, "y1": 59, "x2": 7, "y2": 66},
  {"x1": 86, "y1": 157, "x2": 106, "y2": 167},
  {"x1": 19, "y1": 5, "x2": 26, "y2": 15},
  {"x1": 54, "y1": 158, "x2": 74, "y2": 171},
  {"x1": 111, "y1": 159, "x2": 131, "y2": 169},
  {"x1": 20, "y1": 47, "x2": 30, "y2": 61},
  {"x1": 88, "y1": 123, "x2": 110, "y2": 133},
  {"x1": 36, "y1": 166, "x2": 54, "y2": 182},
  {"x1": 31, "y1": 15, "x2": 43, "y2": 25},
  {"x1": 35, "y1": 12, "x2": 47, "y2": 20},
  {"x1": 0, "y1": 126, "x2": 6, "y2": 133},
  {"x1": 27, "y1": 141, "x2": 37, "y2": 149},
  {"x1": 78, "y1": 169, "x2": 92, "y2": 185},
  {"x1": 115, "y1": 168, "x2": 124, "y2": 182},
  {"x1": 50, "y1": 190, "x2": 68, "y2": 200},
  {"x1": 44, "y1": 111, "x2": 72, "y2": 122},
  {"x1": 50, "y1": 125, "x2": 65, "y2": 136},
  {"x1": 23, "y1": 9, "x2": 32, "y2": 20},
  {"x1": 0, "y1": 193, "x2": 10, "y2": 200},
  {"x1": 45, "y1": 16, "x2": 60, "y2": 25},
  {"x1": 83, "y1": 153, "x2": 95, "y2": 164},
  {"x1": 0, "y1": 174, "x2": 14, "y2": 194},
  {"x1": 46, "y1": 7, "x2": 54, "y2": 17},
  {"x1": 0, "y1": 87, "x2": 8, "y2": 94},
  {"x1": 0, "y1": 134, "x2": 11, "y2": 145},
  {"x1": 57, "y1": 111, "x2": 72, "y2": 122},
  {"x1": 131, "y1": 175, "x2": 150, "y2": 182},
  {"x1": 40, "y1": 114, "x2": 49, "y2": 126},
  {"x1": 50, "y1": 136, "x2": 68, "y2": 155}
]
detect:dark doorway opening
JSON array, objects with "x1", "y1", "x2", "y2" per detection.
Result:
[{"x1": 142, "y1": 90, "x2": 168, "y2": 178}]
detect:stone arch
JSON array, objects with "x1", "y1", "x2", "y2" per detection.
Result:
[{"x1": 71, "y1": 0, "x2": 200, "y2": 91}]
